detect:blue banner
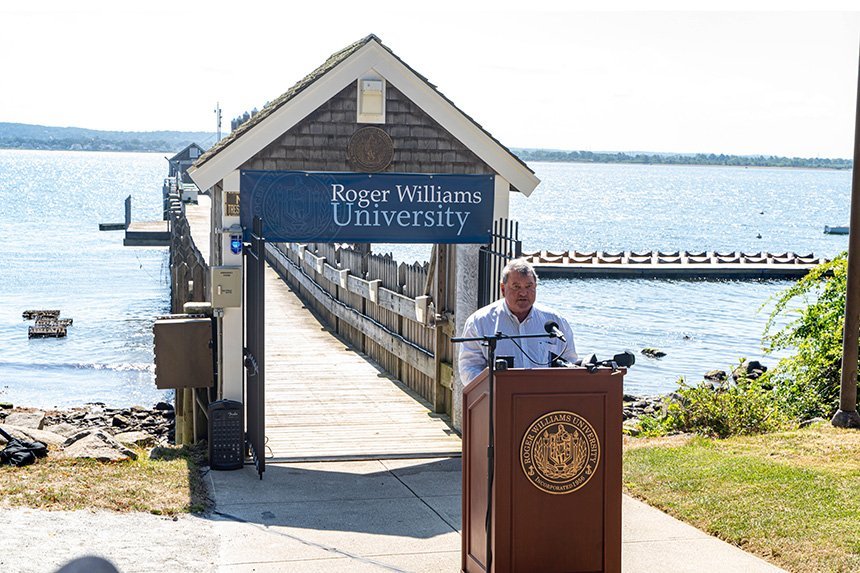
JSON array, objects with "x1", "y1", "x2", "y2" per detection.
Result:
[{"x1": 239, "y1": 171, "x2": 495, "y2": 243}]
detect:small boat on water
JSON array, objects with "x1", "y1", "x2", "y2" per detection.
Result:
[{"x1": 824, "y1": 225, "x2": 849, "y2": 235}]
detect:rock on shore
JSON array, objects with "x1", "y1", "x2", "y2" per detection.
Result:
[{"x1": 0, "y1": 402, "x2": 175, "y2": 462}]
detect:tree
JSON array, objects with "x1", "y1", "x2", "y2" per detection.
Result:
[{"x1": 763, "y1": 253, "x2": 851, "y2": 419}]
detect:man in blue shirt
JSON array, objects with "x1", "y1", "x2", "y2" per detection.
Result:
[{"x1": 458, "y1": 258, "x2": 577, "y2": 384}]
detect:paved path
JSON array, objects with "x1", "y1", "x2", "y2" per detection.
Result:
[
  {"x1": 204, "y1": 458, "x2": 788, "y2": 573},
  {"x1": 0, "y1": 461, "x2": 788, "y2": 573}
]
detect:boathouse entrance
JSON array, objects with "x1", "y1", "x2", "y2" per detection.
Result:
[{"x1": 187, "y1": 35, "x2": 540, "y2": 472}]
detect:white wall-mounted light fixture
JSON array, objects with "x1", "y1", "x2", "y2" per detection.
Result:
[{"x1": 357, "y1": 77, "x2": 385, "y2": 124}]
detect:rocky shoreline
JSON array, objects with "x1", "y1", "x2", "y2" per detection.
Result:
[
  {"x1": 1, "y1": 392, "x2": 671, "y2": 463},
  {"x1": 0, "y1": 402, "x2": 175, "y2": 462}
]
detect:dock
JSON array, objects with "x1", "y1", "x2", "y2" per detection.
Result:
[
  {"x1": 123, "y1": 220, "x2": 171, "y2": 247},
  {"x1": 524, "y1": 249, "x2": 827, "y2": 279},
  {"x1": 23, "y1": 309, "x2": 73, "y2": 338},
  {"x1": 102, "y1": 185, "x2": 190, "y2": 247}
]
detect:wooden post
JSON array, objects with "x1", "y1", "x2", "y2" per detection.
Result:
[
  {"x1": 182, "y1": 388, "x2": 195, "y2": 444},
  {"x1": 433, "y1": 244, "x2": 448, "y2": 413},
  {"x1": 174, "y1": 388, "x2": 185, "y2": 444},
  {"x1": 833, "y1": 44, "x2": 860, "y2": 429}
]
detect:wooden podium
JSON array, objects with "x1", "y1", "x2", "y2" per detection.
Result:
[{"x1": 462, "y1": 367, "x2": 623, "y2": 573}]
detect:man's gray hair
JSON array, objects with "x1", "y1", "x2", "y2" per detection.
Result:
[{"x1": 501, "y1": 258, "x2": 539, "y2": 284}]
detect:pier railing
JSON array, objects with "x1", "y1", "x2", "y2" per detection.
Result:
[
  {"x1": 266, "y1": 242, "x2": 454, "y2": 418},
  {"x1": 170, "y1": 213, "x2": 209, "y2": 313},
  {"x1": 167, "y1": 208, "x2": 210, "y2": 445}
]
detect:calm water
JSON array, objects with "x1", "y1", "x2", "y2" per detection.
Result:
[
  {"x1": 513, "y1": 163, "x2": 850, "y2": 394},
  {"x1": 0, "y1": 152, "x2": 851, "y2": 406},
  {"x1": 388, "y1": 162, "x2": 851, "y2": 395},
  {"x1": 0, "y1": 150, "x2": 171, "y2": 408}
]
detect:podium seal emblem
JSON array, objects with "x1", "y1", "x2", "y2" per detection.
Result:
[{"x1": 520, "y1": 410, "x2": 600, "y2": 494}]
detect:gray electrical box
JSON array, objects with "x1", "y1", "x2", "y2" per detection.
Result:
[{"x1": 211, "y1": 266, "x2": 242, "y2": 308}]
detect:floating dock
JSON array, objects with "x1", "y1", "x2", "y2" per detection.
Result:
[
  {"x1": 824, "y1": 225, "x2": 849, "y2": 235},
  {"x1": 22, "y1": 310, "x2": 60, "y2": 320},
  {"x1": 28, "y1": 324, "x2": 67, "y2": 338},
  {"x1": 524, "y1": 250, "x2": 826, "y2": 279},
  {"x1": 123, "y1": 220, "x2": 171, "y2": 246},
  {"x1": 23, "y1": 310, "x2": 73, "y2": 338}
]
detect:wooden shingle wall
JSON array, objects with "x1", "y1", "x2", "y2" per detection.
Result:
[{"x1": 241, "y1": 84, "x2": 492, "y2": 175}]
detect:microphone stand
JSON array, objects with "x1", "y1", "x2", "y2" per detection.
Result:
[{"x1": 451, "y1": 330, "x2": 557, "y2": 572}]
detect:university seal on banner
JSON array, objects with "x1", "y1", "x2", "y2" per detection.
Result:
[{"x1": 520, "y1": 410, "x2": 600, "y2": 494}]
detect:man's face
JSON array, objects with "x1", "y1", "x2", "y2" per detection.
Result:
[{"x1": 501, "y1": 271, "x2": 537, "y2": 321}]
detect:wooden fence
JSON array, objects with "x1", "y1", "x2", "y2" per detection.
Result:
[
  {"x1": 168, "y1": 210, "x2": 210, "y2": 446},
  {"x1": 169, "y1": 213, "x2": 208, "y2": 313},
  {"x1": 266, "y1": 242, "x2": 456, "y2": 418}
]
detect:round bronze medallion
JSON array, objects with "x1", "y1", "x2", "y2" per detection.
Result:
[
  {"x1": 520, "y1": 410, "x2": 600, "y2": 495},
  {"x1": 348, "y1": 126, "x2": 394, "y2": 172}
]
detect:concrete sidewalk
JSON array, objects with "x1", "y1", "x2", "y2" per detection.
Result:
[{"x1": 207, "y1": 457, "x2": 787, "y2": 573}]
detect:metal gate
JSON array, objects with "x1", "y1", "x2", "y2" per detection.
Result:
[
  {"x1": 244, "y1": 216, "x2": 266, "y2": 479},
  {"x1": 478, "y1": 218, "x2": 522, "y2": 308}
]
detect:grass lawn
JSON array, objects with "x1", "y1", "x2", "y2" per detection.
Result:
[
  {"x1": 0, "y1": 444, "x2": 209, "y2": 515},
  {"x1": 623, "y1": 423, "x2": 860, "y2": 573}
]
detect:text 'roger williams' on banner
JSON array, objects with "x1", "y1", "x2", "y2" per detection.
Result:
[{"x1": 240, "y1": 170, "x2": 495, "y2": 244}]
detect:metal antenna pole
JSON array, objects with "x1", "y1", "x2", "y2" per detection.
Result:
[
  {"x1": 214, "y1": 102, "x2": 222, "y2": 142},
  {"x1": 833, "y1": 42, "x2": 860, "y2": 429}
]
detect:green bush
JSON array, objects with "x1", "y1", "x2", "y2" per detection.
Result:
[
  {"x1": 634, "y1": 254, "x2": 850, "y2": 439},
  {"x1": 637, "y1": 371, "x2": 792, "y2": 438},
  {"x1": 763, "y1": 253, "x2": 849, "y2": 420}
]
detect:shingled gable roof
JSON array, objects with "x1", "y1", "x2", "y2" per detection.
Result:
[
  {"x1": 188, "y1": 34, "x2": 539, "y2": 195},
  {"x1": 168, "y1": 142, "x2": 205, "y2": 162}
]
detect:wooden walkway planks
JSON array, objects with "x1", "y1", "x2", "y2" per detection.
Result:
[{"x1": 263, "y1": 263, "x2": 461, "y2": 462}]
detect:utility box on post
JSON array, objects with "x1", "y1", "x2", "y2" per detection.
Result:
[
  {"x1": 211, "y1": 266, "x2": 242, "y2": 308},
  {"x1": 153, "y1": 317, "x2": 214, "y2": 389},
  {"x1": 208, "y1": 400, "x2": 244, "y2": 470}
]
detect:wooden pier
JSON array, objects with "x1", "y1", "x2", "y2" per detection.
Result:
[
  {"x1": 524, "y1": 250, "x2": 827, "y2": 279},
  {"x1": 123, "y1": 220, "x2": 171, "y2": 247},
  {"x1": 182, "y1": 199, "x2": 460, "y2": 461},
  {"x1": 263, "y1": 261, "x2": 461, "y2": 461},
  {"x1": 99, "y1": 193, "x2": 182, "y2": 247}
]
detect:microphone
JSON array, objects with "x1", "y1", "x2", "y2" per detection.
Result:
[
  {"x1": 609, "y1": 351, "x2": 636, "y2": 368},
  {"x1": 544, "y1": 320, "x2": 566, "y2": 343},
  {"x1": 549, "y1": 352, "x2": 573, "y2": 368},
  {"x1": 574, "y1": 352, "x2": 634, "y2": 372}
]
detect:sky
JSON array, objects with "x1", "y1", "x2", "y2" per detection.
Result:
[{"x1": 2, "y1": 1, "x2": 859, "y2": 158}]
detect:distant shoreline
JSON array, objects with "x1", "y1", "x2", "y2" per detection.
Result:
[
  {"x1": 0, "y1": 121, "x2": 215, "y2": 155},
  {"x1": 513, "y1": 149, "x2": 852, "y2": 170},
  {"x1": 525, "y1": 159, "x2": 852, "y2": 173},
  {"x1": 2, "y1": 145, "x2": 851, "y2": 172},
  {"x1": 0, "y1": 119, "x2": 851, "y2": 169}
]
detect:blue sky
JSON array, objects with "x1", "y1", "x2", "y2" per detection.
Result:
[{"x1": 2, "y1": 1, "x2": 858, "y2": 158}]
